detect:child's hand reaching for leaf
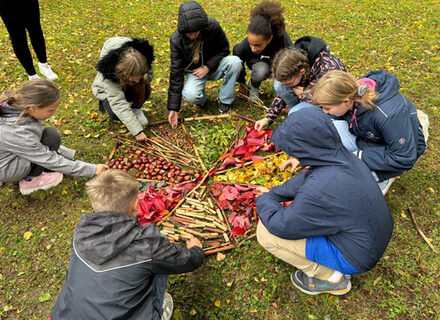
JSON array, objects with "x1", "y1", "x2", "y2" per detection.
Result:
[{"x1": 280, "y1": 158, "x2": 300, "y2": 173}]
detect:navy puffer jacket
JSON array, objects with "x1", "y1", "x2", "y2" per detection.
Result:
[{"x1": 256, "y1": 107, "x2": 393, "y2": 272}]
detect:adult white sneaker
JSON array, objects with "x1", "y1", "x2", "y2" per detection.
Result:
[
  {"x1": 161, "y1": 292, "x2": 173, "y2": 320},
  {"x1": 38, "y1": 62, "x2": 58, "y2": 80},
  {"x1": 28, "y1": 74, "x2": 40, "y2": 80}
]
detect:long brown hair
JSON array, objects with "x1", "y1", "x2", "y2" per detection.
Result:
[
  {"x1": 272, "y1": 47, "x2": 310, "y2": 82},
  {"x1": 311, "y1": 70, "x2": 377, "y2": 110},
  {"x1": 0, "y1": 79, "x2": 60, "y2": 118},
  {"x1": 115, "y1": 48, "x2": 150, "y2": 106}
]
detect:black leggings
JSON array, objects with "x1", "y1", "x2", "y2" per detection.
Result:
[
  {"x1": 28, "y1": 127, "x2": 61, "y2": 177},
  {"x1": 0, "y1": 0, "x2": 47, "y2": 75}
]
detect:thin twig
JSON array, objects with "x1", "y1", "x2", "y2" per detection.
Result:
[
  {"x1": 234, "y1": 114, "x2": 257, "y2": 123},
  {"x1": 234, "y1": 119, "x2": 242, "y2": 148},
  {"x1": 204, "y1": 244, "x2": 235, "y2": 255},
  {"x1": 181, "y1": 122, "x2": 207, "y2": 171},
  {"x1": 408, "y1": 208, "x2": 436, "y2": 252},
  {"x1": 238, "y1": 233, "x2": 256, "y2": 247},
  {"x1": 107, "y1": 141, "x2": 118, "y2": 161}
]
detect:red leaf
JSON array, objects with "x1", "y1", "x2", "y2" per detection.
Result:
[{"x1": 230, "y1": 226, "x2": 246, "y2": 236}]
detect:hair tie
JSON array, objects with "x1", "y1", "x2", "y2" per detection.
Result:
[{"x1": 358, "y1": 84, "x2": 369, "y2": 97}]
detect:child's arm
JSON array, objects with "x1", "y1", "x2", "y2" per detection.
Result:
[{"x1": 255, "y1": 96, "x2": 287, "y2": 131}]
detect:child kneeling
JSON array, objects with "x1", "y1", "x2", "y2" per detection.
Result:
[
  {"x1": 51, "y1": 170, "x2": 204, "y2": 320},
  {"x1": 256, "y1": 107, "x2": 393, "y2": 295}
]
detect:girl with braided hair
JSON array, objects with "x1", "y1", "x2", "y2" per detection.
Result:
[{"x1": 233, "y1": 1, "x2": 292, "y2": 100}]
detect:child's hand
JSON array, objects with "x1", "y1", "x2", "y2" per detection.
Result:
[
  {"x1": 255, "y1": 118, "x2": 268, "y2": 132},
  {"x1": 95, "y1": 164, "x2": 109, "y2": 175},
  {"x1": 186, "y1": 236, "x2": 202, "y2": 249},
  {"x1": 135, "y1": 132, "x2": 147, "y2": 142},
  {"x1": 168, "y1": 111, "x2": 179, "y2": 129},
  {"x1": 192, "y1": 66, "x2": 209, "y2": 78},
  {"x1": 280, "y1": 158, "x2": 300, "y2": 173}
]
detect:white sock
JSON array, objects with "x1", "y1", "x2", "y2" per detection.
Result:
[{"x1": 327, "y1": 271, "x2": 343, "y2": 283}]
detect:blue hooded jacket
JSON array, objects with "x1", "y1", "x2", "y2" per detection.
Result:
[
  {"x1": 256, "y1": 107, "x2": 393, "y2": 272},
  {"x1": 345, "y1": 70, "x2": 426, "y2": 181}
]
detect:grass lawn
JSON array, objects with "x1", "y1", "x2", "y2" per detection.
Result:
[{"x1": 1, "y1": 0, "x2": 440, "y2": 319}]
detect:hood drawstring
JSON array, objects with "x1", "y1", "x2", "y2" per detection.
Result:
[{"x1": 349, "y1": 107, "x2": 358, "y2": 130}]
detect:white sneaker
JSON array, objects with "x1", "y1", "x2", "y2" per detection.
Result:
[
  {"x1": 38, "y1": 62, "x2": 58, "y2": 80},
  {"x1": 249, "y1": 82, "x2": 260, "y2": 100},
  {"x1": 161, "y1": 292, "x2": 173, "y2": 320},
  {"x1": 380, "y1": 178, "x2": 395, "y2": 195},
  {"x1": 28, "y1": 74, "x2": 41, "y2": 80},
  {"x1": 132, "y1": 108, "x2": 148, "y2": 126}
]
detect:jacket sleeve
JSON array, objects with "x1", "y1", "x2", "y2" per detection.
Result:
[
  {"x1": 103, "y1": 80, "x2": 144, "y2": 136},
  {"x1": 2, "y1": 129, "x2": 96, "y2": 177},
  {"x1": 149, "y1": 230, "x2": 204, "y2": 274},
  {"x1": 233, "y1": 38, "x2": 248, "y2": 83},
  {"x1": 256, "y1": 176, "x2": 340, "y2": 239},
  {"x1": 265, "y1": 96, "x2": 288, "y2": 124},
  {"x1": 357, "y1": 109, "x2": 420, "y2": 173},
  {"x1": 204, "y1": 20, "x2": 230, "y2": 72},
  {"x1": 167, "y1": 36, "x2": 185, "y2": 112}
]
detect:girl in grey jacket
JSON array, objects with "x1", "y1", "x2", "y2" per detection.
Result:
[
  {"x1": 92, "y1": 37, "x2": 154, "y2": 142},
  {"x1": 0, "y1": 79, "x2": 107, "y2": 194}
]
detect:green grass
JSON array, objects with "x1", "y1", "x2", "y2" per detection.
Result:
[{"x1": 1, "y1": 0, "x2": 440, "y2": 319}]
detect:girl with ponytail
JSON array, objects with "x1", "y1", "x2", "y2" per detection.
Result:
[
  {"x1": 233, "y1": 1, "x2": 292, "y2": 99},
  {"x1": 312, "y1": 70, "x2": 427, "y2": 193}
]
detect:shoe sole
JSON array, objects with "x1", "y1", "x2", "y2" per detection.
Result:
[
  {"x1": 20, "y1": 174, "x2": 63, "y2": 195},
  {"x1": 290, "y1": 272, "x2": 352, "y2": 296}
]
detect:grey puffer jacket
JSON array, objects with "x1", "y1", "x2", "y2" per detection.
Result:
[
  {"x1": 51, "y1": 211, "x2": 204, "y2": 320},
  {"x1": 92, "y1": 37, "x2": 154, "y2": 136},
  {"x1": 0, "y1": 103, "x2": 96, "y2": 182}
]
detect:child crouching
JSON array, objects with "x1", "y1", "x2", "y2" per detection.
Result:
[
  {"x1": 51, "y1": 169, "x2": 204, "y2": 320},
  {"x1": 0, "y1": 79, "x2": 107, "y2": 194}
]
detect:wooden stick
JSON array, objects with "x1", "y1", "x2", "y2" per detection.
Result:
[
  {"x1": 183, "y1": 114, "x2": 231, "y2": 122},
  {"x1": 181, "y1": 122, "x2": 207, "y2": 171},
  {"x1": 235, "y1": 114, "x2": 257, "y2": 123},
  {"x1": 234, "y1": 119, "x2": 242, "y2": 148},
  {"x1": 408, "y1": 208, "x2": 436, "y2": 252},
  {"x1": 107, "y1": 141, "x2": 118, "y2": 161},
  {"x1": 238, "y1": 92, "x2": 268, "y2": 111},
  {"x1": 204, "y1": 244, "x2": 235, "y2": 255},
  {"x1": 238, "y1": 233, "x2": 257, "y2": 247},
  {"x1": 150, "y1": 130, "x2": 194, "y2": 157}
]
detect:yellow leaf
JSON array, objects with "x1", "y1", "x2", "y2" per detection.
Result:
[
  {"x1": 23, "y1": 231, "x2": 33, "y2": 240},
  {"x1": 226, "y1": 299, "x2": 230, "y2": 304},
  {"x1": 63, "y1": 130, "x2": 72, "y2": 135},
  {"x1": 41, "y1": 227, "x2": 48, "y2": 232},
  {"x1": 227, "y1": 280, "x2": 234, "y2": 287},
  {"x1": 214, "y1": 300, "x2": 221, "y2": 307},
  {"x1": 0, "y1": 274, "x2": 3, "y2": 281},
  {"x1": 216, "y1": 252, "x2": 226, "y2": 262},
  {"x1": 190, "y1": 309, "x2": 197, "y2": 316}
]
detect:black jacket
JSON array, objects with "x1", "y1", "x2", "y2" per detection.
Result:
[
  {"x1": 233, "y1": 31, "x2": 293, "y2": 83},
  {"x1": 51, "y1": 211, "x2": 204, "y2": 320},
  {"x1": 257, "y1": 107, "x2": 393, "y2": 272},
  {"x1": 167, "y1": 1, "x2": 230, "y2": 112}
]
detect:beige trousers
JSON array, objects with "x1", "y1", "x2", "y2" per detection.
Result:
[{"x1": 256, "y1": 221, "x2": 334, "y2": 280}]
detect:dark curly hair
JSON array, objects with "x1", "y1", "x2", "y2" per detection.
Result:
[{"x1": 248, "y1": 1, "x2": 286, "y2": 39}]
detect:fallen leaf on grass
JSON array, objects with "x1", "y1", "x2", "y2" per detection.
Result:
[
  {"x1": 216, "y1": 252, "x2": 226, "y2": 261},
  {"x1": 23, "y1": 231, "x2": 33, "y2": 240},
  {"x1": 63, "y1": 130, "x2": 72, "y2": 135},
  {"x1": 214, "y1": 300, "x2": 221, "y2": 307},
  {"x1": 190, "y1": 309, "x2": 197, "y2": 316},
  {"x1": 39, "y1": 292, "x2": 51, "y2": 302},
  {"x1": 227, "y1": 280, "x2": 234, "y2": 287}
]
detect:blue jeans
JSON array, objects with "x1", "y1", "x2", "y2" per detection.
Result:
[
  {"x1": 182, "y1": 55, "x2": 242, "y2": 106},
  {"x1": 152, "y1": 274, "x2": 168, "y2": 320},
  {"x1": 274, "y1": 80, "x2": 301, "y2": 109}
]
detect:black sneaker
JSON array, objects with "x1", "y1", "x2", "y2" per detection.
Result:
[
  {"x1": 217, "y1": 99, "x2": 232, "y2": 113},
  {"x1": 291, "y1": 270, "x2": 352, "y2": 296},
  {"x1": 195, "y1": 98, "x2": 208, "y2": 108}
]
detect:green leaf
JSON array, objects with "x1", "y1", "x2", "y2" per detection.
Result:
[{"x1": 39, "y1": 292, "x2": 51, "y2": 302}]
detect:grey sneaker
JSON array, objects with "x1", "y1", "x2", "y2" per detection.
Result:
[
  {"x1": 161, "y1": 292, "x2": 173, "y2": 320},
  {"x1": 217, "y1": 99, "x2": 232, "y2": 113},
  {"x1": 291, "y1": 270, "x2": 352, "y2": 296},
  {"x1": 249, "y1": 82, "x2": 260, "y2": 100}
]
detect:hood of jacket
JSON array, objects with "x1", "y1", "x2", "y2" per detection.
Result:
[
  {"x1": 177, "y1": 1, "x2": 208, "y2": 34},
  {"x1": 73, "y1": 211, "x2": 150, "y2": 271},
  {"x1": 0, "y1": 103, "x2": 21, "y2": 119},
  {"x1": 96, "y1": 37, "x2": 154, "y2": 82},
  {"x1": 271, "y1": 104, "x2": 353, "y2": 167},
  {"x1": 361, "y1": 70, "x2": 400, "y2": 106},
  {"x1": 294, "y1": 36, "x2": 328, "y2": 66}
]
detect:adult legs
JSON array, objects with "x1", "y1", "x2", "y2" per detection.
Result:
[
  {"x1": 0, "y1": 3, "x2": 37, "y2": 75},
  {"x1": 28, "y1": 127, "x2": 61, "y2": 177},
  {"x1": 256, "y1": 221, "x2": 334, "y2": 280},
  {"x1": 25, "y1": 0, "x2": 47, "y2": 63},
  {"x1": 209, "y1": 55, "x2": 242, "y2": 105}
]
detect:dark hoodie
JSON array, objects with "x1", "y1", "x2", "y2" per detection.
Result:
[
  {"x1": 167, "y1": 1, "x2": 230, "y2": 112},
  {"x1": 51, "y1": 211, "x2": 204, "y2": 319},
  {"x1": 256, "y1": 107, "x2": 393, "y2": 273},
  {"x1": 343, "y1": 70, "x2": 426, "y2": 181}
]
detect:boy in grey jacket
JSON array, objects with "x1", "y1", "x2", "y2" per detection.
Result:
[{"x1": 51, "y1": 170, "x2": 204, "y2": 320}]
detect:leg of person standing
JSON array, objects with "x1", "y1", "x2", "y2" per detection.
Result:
[
  {"x1": 26, "y1": 0, "x2": 58, "y2": 80},
  {"x1": 0, "y1": 1, "x2": 38, "y2": 78}
]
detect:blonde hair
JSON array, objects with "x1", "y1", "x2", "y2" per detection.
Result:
[
  {"x1": 272, "y1": 47, "x2": 310, "y2": 82},
  {"x1": 0, "y1": 79, "x2": 60, "y2": 117},
  {"x1": 86, "y1": 169, "x2": 139, "y2": 213},
  {"x1": 312, "y1": 70, "x2": 377, "y2": 110},
  {"x1": 115, "y1": 48, "x2": 149, "y2": 106},
  {"x1": 191, "y1": 37, "x2": 202, "y2": 64}
]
